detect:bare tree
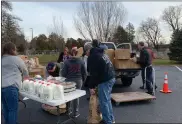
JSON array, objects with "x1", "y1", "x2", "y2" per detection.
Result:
[
  {"x1": 162, "y1": 5, "x2": 182, "y2": 31},
  {"x1": 47, "y1": 16, "x2": 67, "y2": 37},
  {"x1": 74, "y1": 2, "x2": 127, "y2": 42},
  {"x1": 139, "y1": 18, "x2": 162, "y2": 51}
]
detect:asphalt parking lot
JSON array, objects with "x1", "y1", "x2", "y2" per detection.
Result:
[{"x1": 2, "y1": 65, "x2": 182, "y2": 124}]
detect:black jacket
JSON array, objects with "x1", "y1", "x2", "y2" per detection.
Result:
[
  {"x1": 57, "y1": 52, "x2": 64, "y2": 63},
  {"x1": 87, "y1": 47, "x2": 115, "y2": 88},
  {"x1": 47, "y1": 63, "x2": 60, "y2": 77},
  {"x1": 137, "y1": 48, "x2": 151, "y2": 68}
]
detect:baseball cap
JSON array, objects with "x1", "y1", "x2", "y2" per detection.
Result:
[
  {"x1": 100, "y1": 44, "x2": 108, "y2": 50},
  {"x1": 46, "y1": 62, "x2": 55, "y2": 71}
]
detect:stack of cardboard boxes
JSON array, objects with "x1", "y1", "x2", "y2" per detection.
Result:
[
  {"x1": 106, "y1": 49, "x2": 140, "y2": 69},
  {"x1": 76, "y1": 47, "x2": 84, "y2": 57},
  {"x1": 18, "y1": 55, "x2": 46, "y2": 77}
]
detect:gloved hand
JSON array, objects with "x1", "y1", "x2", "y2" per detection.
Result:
[{"x1": 130, "y1": 57, "x2": 137, "y2": 63}]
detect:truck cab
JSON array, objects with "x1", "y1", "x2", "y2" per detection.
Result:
[{"x1": 84, "y1": 42, "x2": 141, "y2": 87}]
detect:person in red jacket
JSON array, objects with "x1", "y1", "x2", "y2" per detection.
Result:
[{"x1": 145, "y1": 43, "x2": 156, "y2": 62}]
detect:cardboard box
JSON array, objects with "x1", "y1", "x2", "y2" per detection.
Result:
[
  {"x1": 115, "y1": 49, "x2": 130, "y2": 60},
  {"x1": 114, "y1": 59, "x2": 141, "y2": 69},
  {"x1": 34, "y1": 57, "x2": 40, "y2": 67},
  {"x1": 105, "y1": 49, "x2": 115, "y2": 64},
  {"x1": 129, "y1": 60, "x2": 141, "y2": 68},
  {"x1": 18, "y1": 55, "x2": 28, "y2": 61},
  {"x1": 76, "y1": 47, "x2": 83, "y2": 57},
  {"x1": 114, "y1": 59, "x2": 130, "y2": 69}
]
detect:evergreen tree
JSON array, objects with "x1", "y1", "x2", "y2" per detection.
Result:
[
  {"x1": 113, "y1": 26, "x2": 129, "y2": 45},
  {"x1": 168, "y1": 29, "x2": 182, "y2": 63},
  {"x1": 125, "y1": 22, "x2": 135, "y2": 43}
]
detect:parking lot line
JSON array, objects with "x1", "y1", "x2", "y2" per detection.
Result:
[{"x1": 174, "y1": 66, "x2": 182, "y2": 72}]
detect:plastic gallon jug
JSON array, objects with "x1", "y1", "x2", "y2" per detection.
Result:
[
  {"x1": 20, "y1": 81, "x2": 23, "y2": 91},
  {"x1": 50, "y1": 82, "x2": 57, "y2": 89},
  {"x1": 35, "y1": 81, "x2": 43, "y2": 96},
  {"x1": 38, "y1": 83, "x2": 46, "y2": 99},
  {"x1": 33, "y1": 81, "x2": 39, "y2": 95},
  {"x1": 53, "y1": 84, "x2": 65, "y2": 100},
  {"x1": 35, "y1": 75, "x2": 42, "y2": 79},
  {"x1": 43, "y1": 84, "x2": 53, "y2": 101},
  {"x1": 28, "y1": 81, "x2": 35, "y2": 94},
  {"x1": 23, "y1": 80, "x2": 29, "y2": 92}
]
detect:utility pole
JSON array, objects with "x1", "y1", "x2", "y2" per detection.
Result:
[{"x1": 30, "y1": 28, "x2": 33, "y2": 41}]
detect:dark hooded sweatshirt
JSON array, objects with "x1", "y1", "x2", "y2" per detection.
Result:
[{"x1": 87, "y1": 47, "x2": 115, "y2": 89}]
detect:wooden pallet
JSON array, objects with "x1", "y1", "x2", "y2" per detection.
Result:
[{"x1": 111, "y1": 92, "x2": 156, "y2": 106}]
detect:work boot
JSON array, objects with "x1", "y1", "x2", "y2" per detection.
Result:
[
  {"x1": 140, "y1": 85, "x2": 144, "y2": 89},
  {"x1": 100, "y1": 120, "x2": 115, "y2": 124},
  {"x1": 146, "y1": 91, "x2": 154, "y2": 96},
  {"x1": 72, "y1": 112, "x2": 80, "y2": 118},
  {"x1": 155, "y1": 85, "x2": 157, "y2": 89},
  {"x1": 87, "y1": 97, "x2": 90, "y2": 101},
  {"x1": 100, "y1": 120, "x2": 106, "y2": 124}
]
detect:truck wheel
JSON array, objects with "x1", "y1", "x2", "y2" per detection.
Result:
[{"x1": 121, "y1": 77, "x2": 133, "y2": 87}]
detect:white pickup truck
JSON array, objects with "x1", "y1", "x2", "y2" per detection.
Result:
[{"x1": 84, "y1": 42, "x2": 141, "y2": 87}]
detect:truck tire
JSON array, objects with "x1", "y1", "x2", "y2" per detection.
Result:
[{"x1": 121, "y1": 77, "x2": 133, "y2": 87}]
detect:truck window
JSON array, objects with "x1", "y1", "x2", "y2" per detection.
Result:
[
  {"x1": 117, "y1": 44, "x2": 130, "y2": 49},
  {"x1": 101, "y1": 43, "x2": 115, "y2": 50}
]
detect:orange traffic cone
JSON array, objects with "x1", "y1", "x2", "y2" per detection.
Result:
[{"x1": 160, "y1": 72, "x2": 172, "y2": 93}]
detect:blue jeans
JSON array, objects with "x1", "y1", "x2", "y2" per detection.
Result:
[
  {"x1": 142, "y1": 67, "x2": 153, "y2": 93},
  {"x1": 2, "y1": 86, "x2": 19, "y2": 124},
  {"x1": 98, "y1": 78, "x2": 115, "y2": 124}
]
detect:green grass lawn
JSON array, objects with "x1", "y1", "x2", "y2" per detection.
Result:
[
  {"x1": 29, "y1": 54, "x2": 59, "y2": 66},
  {"x1": 153, "y1": 59, "x2": 180, "y2": 65},
  {"x1": 28, "y1": 54, "x2": 181, "y2": 66}
]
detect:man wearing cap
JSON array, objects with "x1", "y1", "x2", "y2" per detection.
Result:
[
  {"x1": 46, "y1": 62, "x2": 61, "y2": 77},
  {"x1": 131, "y1": 41, "x2": 154, "y2": 95},
  {"x1": 87, "y1": 40, "x2": 116, "y2": 124},
  {"x1": 139, "y1": 43, "x2": 157, "y2": 89}
]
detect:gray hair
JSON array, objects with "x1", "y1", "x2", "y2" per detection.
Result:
[
  {"x1": 84, "y1": 43, "x2": 92, "y2": 52},
  {"x1": 144, "y1": 42, "x2": 148, "y2": 47}
]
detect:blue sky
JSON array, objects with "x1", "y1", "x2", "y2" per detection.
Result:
[{"x1": 12, "y1": 2, "x2": 182, "y2": 43}]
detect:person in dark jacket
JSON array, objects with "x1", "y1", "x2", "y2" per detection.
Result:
[
  {"x1": 87, "y1": 40, "x2": 116, "y2": 124},
  {"x1": 139, "y1": 43, "x2": 157, "y2": 89},
  {"x1": 57, "y1": 52, "x2": 64, "y2": 63},
  {"x1": 57, "y1": 47, "x2": 70, "y2": 63},
  {"x1": 46, "y1": 62, "x2": 60, "y2": 77},
  {"x1": 83, "y1": 43, "x2": 93, "y2": 100},
  {"x1": 131, "y1": 42, "x2": 154, "y2": 95},
  {"x1": 61, "y1": 46, "x2": 86, "y2": 118}
]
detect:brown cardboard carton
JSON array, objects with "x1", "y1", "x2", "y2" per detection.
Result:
[
  {"x1": 115, "y1": 49, "x2": 130, "y2": 60},
  {"x1": 76, "y1": 47, "x2": 83, "y2": 57},
  {"x1": 34, "y1": 57, "x2": 40, "y2": 67},
  {"x1": 105, "y1": 49, "x2": 115, "y2": 64},
  {"x1": 114, "y1": 59, "x2": 130, "y2": 69},
  {"x1": 18, "y1": 55, "x2": 28, "y2": 61},
  {"x1": 128, "y1": 59, "x2": 141, "y2": 68},
  {"x1": 114, "y1": 59, "x2": 141, "y2": 69}
]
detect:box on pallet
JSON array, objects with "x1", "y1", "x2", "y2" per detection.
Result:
[
  {"x1": 114, "y1": 59, "x2": 140, "y2": 69},
  {"x1": 19, "y1": 55, "x2": 28, "y2": 61},
  {"x1": 34, "y1": 57, "x2": 40, "y2": 67},
  {"x1": 76, "y1": 47, "x2": 84, "y2": 57},
  {"x1": 105, "y1": 49, "x2": 115, "y2": 64},
  {"x1": 115, "y1": 49, "x2": 130, "y2": 59}
]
